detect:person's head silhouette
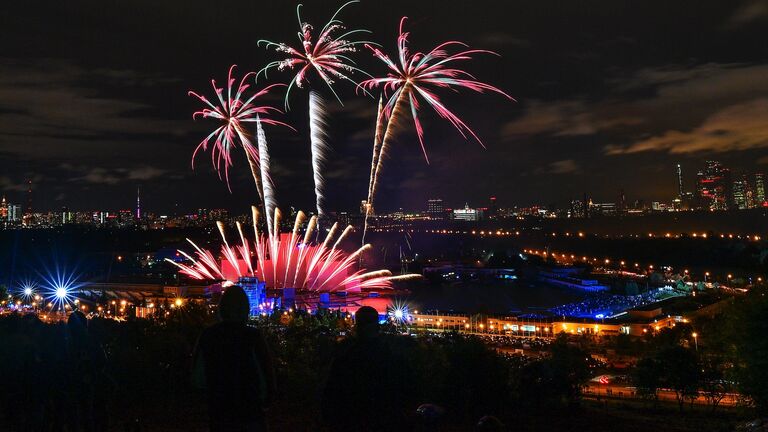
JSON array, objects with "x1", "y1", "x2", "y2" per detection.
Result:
[
  {"x1": 354, "y1": 306, "x2": 379, "y2": 338},
  {"x1": 67, "y1": 310, "x2": 88, "y2": 333},
  {"x1": 218, "y1": 286, "x2": 250, "y2": 323}
]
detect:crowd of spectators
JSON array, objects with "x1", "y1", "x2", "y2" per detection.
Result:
[{"x1": 549, "y1": 290, "x2": 676, "y2": 318}]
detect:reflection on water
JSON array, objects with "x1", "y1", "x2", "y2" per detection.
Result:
[{"x1": 403, "y1": 280, "x2": 586, "y2": 315}]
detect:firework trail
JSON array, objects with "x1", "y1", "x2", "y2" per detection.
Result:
[
  {"x1": 188, "y1": 65, "x2": 290, "y2": 197},
  {"x1": 258, "y1": 1, "x2": 373, "y2": 220},
  {"x1": 360, "y1": 17, "x2": 513, "y2": 213},
  {"x1": 308, "y1": 91, "x2": 330, "y2": 220},
  {"x1": 256, "y1": 117, "x2": 277, "y2": 236},
  {"x1": 362, "y1": 95, "x2": 385, "y2": 245},
  {"x1": 166, "y1": 207, "x2": 420, "y2": 292}
]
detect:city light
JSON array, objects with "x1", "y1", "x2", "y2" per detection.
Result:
[
  {"x1": 40, "y1": 265, "x2": 83, "y2": 312},
  {"x1": 387, "y1": 300, "x2": 411, "y2": 325}
]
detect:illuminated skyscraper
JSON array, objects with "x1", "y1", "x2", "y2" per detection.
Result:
[
  {"x1": 732, "y1": 177, "x2": 748, "y2": 209},
  {"x1": 696, "y1": 161, "x2": 730, "y2": 210},
  {"x1": 755, "y1": 173, "x2": 766, "y2": 205},
  {"x1": 676, "y1": 163, "x2": 684, "y2": 199},
  {"x1": 8, "y1": 204, "x2": 21, "y2": 222}
]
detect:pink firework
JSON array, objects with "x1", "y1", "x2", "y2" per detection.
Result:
[
  {"x1": 361, "y1": 17, "x2": 513, "y2": 162},
  {"x1": 188, "y1": 65, "x2": 289, "y2": 188},
  {"x1": 257, "y1": 1, "x2": 373, "y2": 107},
  {"x1": 360, "y1": 17, "x2": 512, "y2": 241},
  {"x1": 166, "y1": 207, "x2": 418, "y2": 292}
]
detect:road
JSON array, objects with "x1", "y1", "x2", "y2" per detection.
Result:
[{"x1": 584, "y1": 383, "x2": 740, "y2": 407}]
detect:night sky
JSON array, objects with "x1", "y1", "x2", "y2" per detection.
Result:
[{"x1": 1, "y1": 0, "x2": 767, "y2": 213}]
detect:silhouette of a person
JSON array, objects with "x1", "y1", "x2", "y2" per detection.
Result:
[
  {"x1": 193, "y1": 286, "x2": 276, "y2": 432},
  {"x1": 322, "y1": 306, "x2": 418, "y2": 431},
  {"x1": 66, "y1": 310, "x2": 108, "y2": 432}
]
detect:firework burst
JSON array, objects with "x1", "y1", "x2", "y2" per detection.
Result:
[
  {"x1": 188, "y1": 65, "x2": 290, "y2": 194},
  {"x1": 166, "y1": 206, "x2": 419, "y2": 293},
  {"x1": 258, "y1": 1, "x2": 373, "y2": 220},
  {"x1": 257, "y1": 1, "x2": 373, "y2": 107},
  {"x1": 361, "y1": 17, "x2": 513, "y2": 217}
]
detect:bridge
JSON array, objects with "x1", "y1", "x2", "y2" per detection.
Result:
[{"x1": 75, "y1": 282, "x2": 207, "y2": 303}]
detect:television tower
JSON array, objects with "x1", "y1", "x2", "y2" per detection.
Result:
[{"x1": 136, "y1": 186, "x2": 141, "y2": 219}]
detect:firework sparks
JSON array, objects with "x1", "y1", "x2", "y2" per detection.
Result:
[
  {"x1": 361, "y1": 17, "x2": 513, "y2": 212},
  {"x1": 166, "y1": 206, "x2": 420, "y2": 293},
  {"x1": 308, "y1": 91, "x2": 330, "y2": 220},
  {"x1": 256, "y1": 117, "x2": 277, "y2": 236},
  {"x1": 188, "y1": 65, "x2": 290, "y2": 193},
  {"x1": 257, "y1": 1, "x2": 373, "y2": 107},
  {"x1": 258, "y1": 1, "x2": 373, "y2": 220}
]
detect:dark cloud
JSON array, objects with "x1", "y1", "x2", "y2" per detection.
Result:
[
  {"x1": 607, "y1": 99, "x2": 768, "y2": 155},
  {"x1": 727, "y1": 0, "x2": 768, "y2": 27},
  {"x1": 548, "y1": 159, "x2": 582, "y2": 174}
]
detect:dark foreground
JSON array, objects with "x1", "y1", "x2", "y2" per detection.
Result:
[{"x1": 0, "y1": 306, "x2": 752, "y2": 431}]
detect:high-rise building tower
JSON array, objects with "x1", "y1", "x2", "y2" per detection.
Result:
[
  {"x1": 755, "y1": 173, "x2": 766, "y2": 205},
  {"x1": 676, "y1": 163, "x2": 684, "y2": 199},
  {"x1": 696, "y1": 161, "x2": 731, "y2": 210},
  {"x1": 618, "y1": 189, "x2": 627, "y2": 213},
  {"x1": 732, "y1": 177, "x2": 748, "y2": 209},
  {"x1": 488, "y1": 196, "x2": 498, "y2": 218}
]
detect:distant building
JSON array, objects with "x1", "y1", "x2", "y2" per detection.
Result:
[
  {"x1": 732, "y1": 175, "x2": 755, "y2": 209},
  {"x1": 426, "y1": 198, "x2": 444, "y2": 219},
  {"x1": 617, "y1": 189, "x2": 627, "y2": 214},
  {"x1": 570, "y1": 199, "x2": 586, "y2": 218},
  {"x1": 696, "y1": 160, "x2": 731, "y2": 210},
  {"x1": 0, "y1": 196, "x2": 7, "y2": 220},
  {"x1": 488, "y1": 196, "x2": 498, "y2": 218},
  {"x1": 755, "y1": 173, "x2": 766, "y2": 205},
  {"x1": 61, "y1": 207, "x2": 73, "y2": 224},
  {"x1": 591, "y1": 202, "x2": 616, "y2": 216},
  {"x1": 452, "y1": 204, "x2": 483, "y2": 221},
  {"x1": 8, "y1": 204, "x2": 21, "y2": 222},
  {"x1": 676, "y1": 163, "x2": 684, "y2": 199}
]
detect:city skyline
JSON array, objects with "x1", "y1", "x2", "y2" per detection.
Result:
[
  {"x1": 1, "y1": 158, "x2": 765, "y2": 217},
  {"x1": 2, "y1": 1, "x2": 768, "y2": 213}
]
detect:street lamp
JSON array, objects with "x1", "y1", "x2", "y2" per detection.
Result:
[{"x1": 691, "y1": 332, "x2": 698, "y2": 351}]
